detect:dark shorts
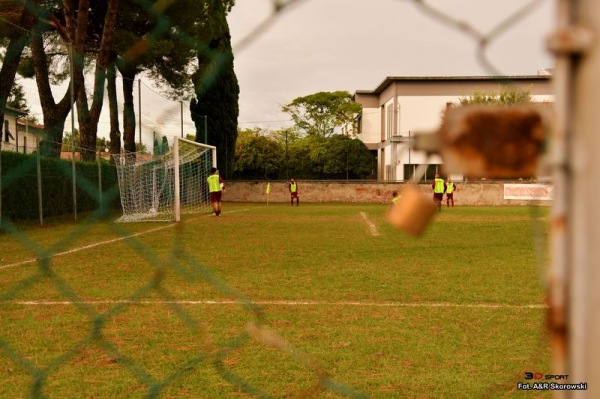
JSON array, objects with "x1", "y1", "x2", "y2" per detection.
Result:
[
  {"x1": 210, "y1": 191, "x2": 222, "y2": 203},
  {"x1": 290, "y1": 192, "x2": 298, "y2": 198},
  {"x1": 446, "y1": 193, "x2": 454, "y2": 199},
  {"x1": 433, "y1": 193, "x2": 444, "y2": 202}
]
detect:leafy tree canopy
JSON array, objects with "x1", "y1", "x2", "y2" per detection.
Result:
[
  {"x1": 233, "y1": 127, "x2": 373, "y2": 180},
  {"x1": 266, "y1": 127, "x2": 302, "y2": 147},
  {"x1": 234, "y1": 128, "x2": 283, "y2": 179},
  {"x1": 282, "y1": 91, "x2": 362, "y2": 137},
  {"x1": 7, "y1": 81, "x2": 29, "y2": 113}
]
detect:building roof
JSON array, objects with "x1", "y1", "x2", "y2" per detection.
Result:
[
  {"x1": 3, "y1": 106, "x2": 28, "y2": 117},
  {"x1": 355, "y1": 75, "x2": 552, "y2": 96},
  {"x1": 17, "y1": 119, "x2": 44, "y2": 134}
]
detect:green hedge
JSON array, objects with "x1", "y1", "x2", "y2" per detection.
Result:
[{"x1": 0, "y1": 151, "x2": 121, "y2": 221}]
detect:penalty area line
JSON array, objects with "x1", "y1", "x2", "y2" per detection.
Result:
[
  {"x1": 6, "y1": 299, "x2": 547, "y2": 309},
  {"x1": 360, "y1": 212, "x2": 379, "y2": 237},
  {"x1": 0, "y1": 208, "x2": 254, "y2": 271},
  {"x1": 0, "y1": 223, "x2": 176, "y2": 271}
]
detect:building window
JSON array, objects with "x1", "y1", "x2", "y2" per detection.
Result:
[
  {"x1": 386, "y1": 104, "x2": 393, "y2": 139},
  {"x1": 4, "y1": 120, "x2": 15, "y2": 143},
  {"x1": 403, "y1": 164, "x2": 442, "y2": 182},
  {"x1": 396, "y1": 104, "x2": 401, "y2": 136}
]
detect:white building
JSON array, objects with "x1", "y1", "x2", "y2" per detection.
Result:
[
  {"x1": 3, "y1": 106, "x2": 44, "y2": 154},
  {"x1": 351, "y1": 75, "x2": 553, "y2": 181}
]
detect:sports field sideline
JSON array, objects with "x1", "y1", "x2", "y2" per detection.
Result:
[{"x1": 0, "y1": 203, "x2": 551, "y2": 398}]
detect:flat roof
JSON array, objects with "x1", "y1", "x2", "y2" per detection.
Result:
[
  {"x1": 355, "y1": 75, "x2": 552, "y2": 96},
  {"x1": 3, "y1": 106, "x2": 28, "y2": 117}
]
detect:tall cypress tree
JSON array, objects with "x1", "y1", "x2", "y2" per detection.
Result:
[{"x1": 190, "y1": 1, "x2": 238, "y2": 179}]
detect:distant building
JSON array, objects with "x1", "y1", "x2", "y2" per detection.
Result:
[
  {"x1": 350, "y1": 75, "x2": 553, "y2": 181},
  {"x1": 2, "y1": 107, "x2": 44, "y2": 154}
]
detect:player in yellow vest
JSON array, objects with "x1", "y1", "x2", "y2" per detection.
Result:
[
  {"x1": 446, "y1": 179, "x2": 456, "y2": 207},
  {"x1": 207, "y1": 167, "x2": 224, "y2": 217},
  {"x1": 391, "y1": 191, "x2": 401, "y2": 206},
  {"x1": 431, "y1": 173, "x2": 446, "y2": 212},
  {"x1": 288, "y1": 178, "x2": 299, "y2": 206}
]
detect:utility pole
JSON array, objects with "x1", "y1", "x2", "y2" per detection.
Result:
[
  {"x1": 180, "y1": 101, "x2": 184, "y2": 138},
  {"x1": 138, "y1": 80, "x2": 142, "y2": 148},
  {"x1": 69, "y1": 43, "x2": 77, "y2": 222}
]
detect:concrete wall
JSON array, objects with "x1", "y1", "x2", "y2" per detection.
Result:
[{"x1": 224, "y1": 181, "x2": 552, "y2": 206}]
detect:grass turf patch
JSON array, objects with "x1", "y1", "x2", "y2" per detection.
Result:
[{"x1": 0, "y1": 203, "x2": 551, "y2": 398}]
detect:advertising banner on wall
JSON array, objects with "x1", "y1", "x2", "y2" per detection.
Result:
[{"x1": 504, "y1": 184, "x2": 554, "y2": 201}]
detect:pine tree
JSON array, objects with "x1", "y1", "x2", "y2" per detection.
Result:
[{"x1": 190, "y1": 1, "x2": 238, "y2": 179}]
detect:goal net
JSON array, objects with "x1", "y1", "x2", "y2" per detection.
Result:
[{"x1": 113, "y1": 137, "x2": 216, "y2": 222}]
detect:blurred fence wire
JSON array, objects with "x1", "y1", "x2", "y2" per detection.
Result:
[
  {"x1": 0, "y1": 0, "x2": 557, "y2": 397},
  {"x1": 411, "y1": 0, "x2": 549, "y2": 75}
]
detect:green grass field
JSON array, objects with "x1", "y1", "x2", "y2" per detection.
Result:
[{"x1": 0, "y1": 203, "x2": 551, "y2": 398}]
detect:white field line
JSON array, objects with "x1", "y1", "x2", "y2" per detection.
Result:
[
  {"x1": 5, "y1": 299, "x2": 547, "y2": 309},
  {"x1": 0, "y1": 208, "x2": 253, "y2": 271},
  {"x1": 360, "y1": 212, "x2": 379, "y2": 237}
]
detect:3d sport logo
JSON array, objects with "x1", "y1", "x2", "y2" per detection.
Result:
[{"x1": 524, "y1": 372, "x2": 569, "y2": 380}]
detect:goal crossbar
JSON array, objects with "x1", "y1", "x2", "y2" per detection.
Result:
[{"x1": 114, "y1": 137, "x2": 217, "y2": 223}]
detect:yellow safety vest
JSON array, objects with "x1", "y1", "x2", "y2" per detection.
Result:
[
  {"x1": 433, "y1": 178, "x2": 445, "y2": 194},
  {"x1": 446, "y1": 183, "x2": 454, "y2": 194},
  {"x1": 290, "y1": 183, "x2": 297, "y2": 193},
  {"x1": 207, "y1": 174, "x2": 221, "y2": 193}
]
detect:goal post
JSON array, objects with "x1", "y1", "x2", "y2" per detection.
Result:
[
  {"x1": 173, "y1": 137, "x2": 216, "y2": 221},
  {"x1": 113, "y1": 137, "x2": 216, "y2": 222}
]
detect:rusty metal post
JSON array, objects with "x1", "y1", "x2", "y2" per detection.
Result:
[
  {"x1": 568, "y1": 0, "x2": 600, "y2": 396},
  {"x1": 548, "y1": 0, "x2": 598, "y2": 397},
  {"x1": 547, "y1": 1, "x2": 573, "y2": 397}
]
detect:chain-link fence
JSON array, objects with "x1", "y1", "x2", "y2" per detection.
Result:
[{"x1": 0, "y1": 0, "x2": 577, "y2": 397}]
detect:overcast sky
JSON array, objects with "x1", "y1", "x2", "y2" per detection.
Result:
[
  {"x1": 16, "y1": 0, "x2": 555, "y2": 145},
  {"x1": 227, "y1": 0, "x2": 555, "y2": 130}
]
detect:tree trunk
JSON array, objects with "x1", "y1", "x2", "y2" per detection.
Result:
[
  {"x1": 107, "y1": 62, "x2": 121, "y2": 162},
  {"x1": 120, "y1": 66, "x2": 137, "y2": 155},
  {"x1": 0, "y1": 2, "x2": 35, "y2": 131},
  {"x1": 31, "y1": 31, "x2": 75, "y2": 158},
  {"x1": 72, "y1": 0, "x2": 118, "y2": 162}
]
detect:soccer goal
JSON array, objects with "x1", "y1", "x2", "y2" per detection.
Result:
[{"x1": 113, "y1": 137, "x2": 216, "y2": 222}]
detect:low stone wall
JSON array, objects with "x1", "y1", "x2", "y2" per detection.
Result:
[{"x1": 223, "y1": 181, "x2": 553, "y2": 206}]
